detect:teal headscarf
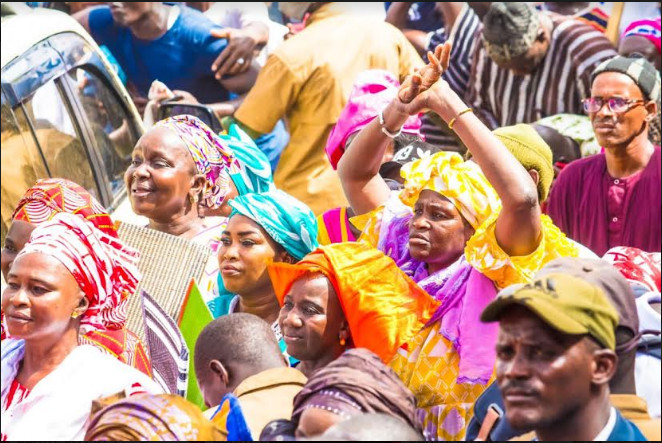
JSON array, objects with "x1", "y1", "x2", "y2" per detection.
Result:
[
  {"x1": 220, "y1": 124, "x2": 274, "y2": 196},
  {"x1": 229, "y1": 190, "x2": 318, "y2": 261}
]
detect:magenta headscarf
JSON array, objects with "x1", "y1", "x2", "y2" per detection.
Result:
[
  {"x1": 325, "y1": 70, "x2": 422, "y2": 170},
  {"x1": 622, "y1": 19, "x2": 661, "y2": 54}
]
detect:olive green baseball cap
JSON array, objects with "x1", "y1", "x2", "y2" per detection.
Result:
[{"x1": 481, "y1": 273, "x2": 620, "y2": 350}]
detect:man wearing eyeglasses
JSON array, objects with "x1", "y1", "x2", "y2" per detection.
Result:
[{"x1": 547, "y1": 56, "x2": 660, "y2": 257}]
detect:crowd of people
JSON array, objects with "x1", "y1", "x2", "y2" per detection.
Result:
[{"x1": 1, "y1": 1, "x2": 661, "y2": 441}]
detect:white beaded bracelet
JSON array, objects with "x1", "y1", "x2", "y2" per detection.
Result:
[{"x1": 379, "y1": 108, "x2": 402, "y2": 139}]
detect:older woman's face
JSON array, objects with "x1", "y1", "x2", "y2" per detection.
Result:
[
  {"x1": 219, "y1": 215, "x2": 287, "y2": 296},
  {"x1": 125, "y1": 127, "x2": 198, "y2": 223},
  {"x1": 279, "y1": 275, "x2": 346, "y2": 362},
  {"x1": 2, "y1": 252, "x2": 83, "y2": 341},
  {"x1": 409, "y1": 190, "x2": 472, "y2": 273},
  {"x1": 1, "y1": 220, "x2": 35, "y2": 281}
]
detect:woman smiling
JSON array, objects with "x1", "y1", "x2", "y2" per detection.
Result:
[{"x1": 1, "y1": 214, "x2": 161, "y2": 441}]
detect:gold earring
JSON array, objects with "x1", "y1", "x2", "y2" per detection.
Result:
[
  {"x1": 71, "y1": 311, "x2": 80, "y2": 319},
  {"x1": 339, "y1": 337, "x2": 346, "y2": 346}
]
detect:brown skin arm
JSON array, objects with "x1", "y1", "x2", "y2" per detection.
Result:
[
  {"x1": 337, "y1": 44, "x2": 448, "y2": 216},
  {"x1": 217, "y1": 61, "x2": 259, "y2": 95},
  {"x1": 340, "y1": 42, "x2": 542, "y2": 256},
  {"x1": 73, "y1": 7, "x2": 93, "y2": 33},
  {"x1": 210, "y1": 23, "x2": 269, "y2": 78},
  {"x1": 385, "y1": 2, "x2": 414, "y2": 30}
]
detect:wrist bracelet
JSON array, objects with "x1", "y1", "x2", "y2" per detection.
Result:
[
  {"x1": 379, "y1": 108, "x2": 403, "y2": 139},
  {"x1": 448, "y1": 108, "x2": 474, "y2": 130}
]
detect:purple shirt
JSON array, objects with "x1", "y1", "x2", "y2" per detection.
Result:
[{"x1": 547, "y1": 147, "x2": 661, "y2": 256}]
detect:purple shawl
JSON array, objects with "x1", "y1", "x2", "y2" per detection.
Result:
[
  {"x1": 381, "y1": 215, "x2": 498, "y2": 384},
  {"x1": 547, "y1": 147, "x2": 661, "y2": 256}
]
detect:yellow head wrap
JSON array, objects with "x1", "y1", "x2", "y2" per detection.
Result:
[{"x1": 399, "y1": 152, "x2": 501, "y2": 230}]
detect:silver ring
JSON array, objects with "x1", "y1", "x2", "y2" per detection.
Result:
[{"x1": 237, "y1": 57, "x2": 245, "y2": 65}]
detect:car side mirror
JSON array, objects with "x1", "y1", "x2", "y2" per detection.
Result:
[{"x1": 156, "y1": 101, "x2": 223, "y2": 134}]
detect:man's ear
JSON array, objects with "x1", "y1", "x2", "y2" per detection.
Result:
[
  {"x1": 209, "y1": 359, "x2": 229, "y2": 387},
  {"x1": 591, "y1": 349, "x2": 618, "y2": 386},
  {"x1": 644, "y1": 100, "x2": 658, "y2": 122}
]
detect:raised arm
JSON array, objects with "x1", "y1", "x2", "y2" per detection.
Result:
[
  {"x1": 419, "y1": 61, "x2": 542, "y2": 256},
  {"x1": 343, "y1": 41, "x2": 543, "y2": 256},
  {"x1": 337, "y1": 44, "x2": 448, "y2": 215}
]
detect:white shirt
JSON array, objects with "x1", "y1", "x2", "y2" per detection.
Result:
[{"x1": 593, "y1": 407, "x2": 618, "y2": 441}]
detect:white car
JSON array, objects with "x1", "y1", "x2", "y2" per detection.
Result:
[{"x1": 1, "y1": 3, "x2": 145, "y2": 245}]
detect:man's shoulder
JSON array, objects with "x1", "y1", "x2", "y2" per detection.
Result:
[
  {"x1": 559, "y1": 154, "x2": 605, "y2": 179},
  {"x1": 87, "y1": 5, "x2": 117, "y2": 36},
  {"x1": 174, "y1": 6, "x2": 223, "y2": 44},
  {"x1": 551, "y1": 16, "x2": 614, "y2": 54},
  {"x1": 610, "y1": 409, "x2": 649, "y2": 441}
]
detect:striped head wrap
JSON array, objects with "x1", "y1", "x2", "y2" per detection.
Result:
[
  {"x1": 17, "y1": 213, "x2": 141, "y2": 334},
  {"x1": 592, "y1": 56, "x2": 661, "y2": 102},
  {"x1": 12, "y1": 178, "x2": 117, "y2": 237}
]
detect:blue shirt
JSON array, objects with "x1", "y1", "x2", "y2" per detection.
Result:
[{"x1": 89, "y1": 5, "x2": 229, "y2": 103}]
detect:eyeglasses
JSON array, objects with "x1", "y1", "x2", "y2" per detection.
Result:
[{"x1": 582, "y1": 97, "x2": 646, "y2": 113}]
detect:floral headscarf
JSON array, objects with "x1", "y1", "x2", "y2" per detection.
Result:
[
  {"x1": 85, "y1": 394, "x2": 223, "y2": 441},
  {"x1": 155, "y1": 115, "x2": 234, "y2": 209},
  {"x1": 221, "y1": 123, "x2": 274, "y2": 196},
  {"x1": 17, "y1": 213, "x2": 140, "y2": 334}
]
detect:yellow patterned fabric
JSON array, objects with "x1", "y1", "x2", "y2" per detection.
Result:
[
  {"x1": 389, "y1": 322, "x2": 495, "y2": 441},
  {"x1": 465, "y1": 212, "x2": 580, "y2": 290},
  {"x1": 399, "y1": 152, "x2": 501, "y2": 230}
]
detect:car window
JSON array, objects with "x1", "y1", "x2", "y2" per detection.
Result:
[
  {"x1": 64, "y1": 66, "x2": 134, "y2": 198},
  {"x1": 1, "y1": 91, "x2": 49, "y2": 244},
  {"x1": 20, "y1": 78, "x2": 98, "y2": 198}
]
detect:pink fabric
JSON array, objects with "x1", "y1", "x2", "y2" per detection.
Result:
[
  {"x1": 622, "y1": 19, "x2": 661, "y2": 54},
  {"x1": 603, "y1": 247, "x2": 661, "y2": 292},
  {"x1": 320, "y1": 207, "x2": 356, "y2": 244},
  {"x1": 325, "y1": 70, "x2": 422, "y2": 170},
  {"x1": 606, "y1": 171, "x2": 643, "y2": 250},
  {"x1": 381, "y1": 214, "x2": 498, "y2": 384}
]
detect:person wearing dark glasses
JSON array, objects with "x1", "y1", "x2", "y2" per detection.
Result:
[{"x1": 547, "y1": 56, "x2": 660, "y2": 257}]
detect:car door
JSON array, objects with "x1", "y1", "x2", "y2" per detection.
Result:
[{"x1": 1, "y1": 31, "x2": 143, "y2": 243}]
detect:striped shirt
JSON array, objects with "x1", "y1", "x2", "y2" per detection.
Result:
[
  {"x1": 467, "y1": 15, "x2": 617, "y2": 129},
  {"x1": 421, "y1": 5, "x2": 481, "y2": 149}
]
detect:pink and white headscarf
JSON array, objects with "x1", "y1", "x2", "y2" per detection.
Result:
[
  {"x1": 17, "y1": 213, "x2": 141, "y2": 334},
  {"x1": 622, "y1": 19, "x2": 662, "y2": 54},
  {"x1": 325, "y1": 70, "x2": 423, "y2": 170},
  {"x1": 603, "y1": 246, "x2": 661, "y2": 292}
]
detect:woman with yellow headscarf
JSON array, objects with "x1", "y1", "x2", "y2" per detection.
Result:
[{"x1": 337, "y1": 42, "x2": 579, "y2": 441}]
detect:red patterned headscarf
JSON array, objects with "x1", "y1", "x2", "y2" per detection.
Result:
[
  {"x1": 603, "y1": 247, "x2": 661, "y2": 292},
  {"x1": 17, "y1": 213, "x2": 140, "y2": 334},
  {"x1": 12, "y1": 178, "x2": 117, "y2": 238}
]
